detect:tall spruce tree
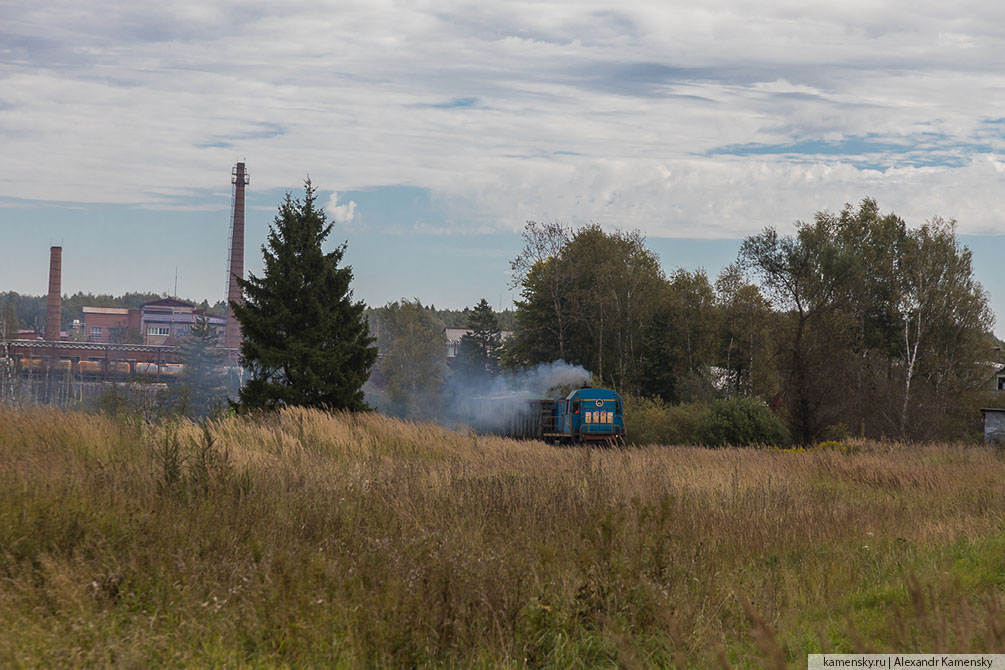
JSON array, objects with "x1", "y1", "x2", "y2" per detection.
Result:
[
  {"x1": 455, "y1": 298, "x2": 502, "y2": 379},
  {"x1": 175, "y1": 314, "x2": 227, "y2": 418},
  {"x1": 233, "y1": 181, "x2": 377, "y2": 411}
]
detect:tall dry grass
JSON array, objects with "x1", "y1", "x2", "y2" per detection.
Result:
[{"x1": 1, "y1": 405, "x2": 1004, "y2": 668}]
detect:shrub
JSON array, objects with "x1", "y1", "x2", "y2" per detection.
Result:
[
  {"x1": 663, "y1": 402, "x2": 707, "y2": 445},
  {"x1": 622, "y1": 394, "x2": 674, "y2": 445},
  {"x1": 619, "y1": 393, "x2": 707, "y2": 445},
  {"x1": 622, "y1": 395, "x2": 707, "y2": 446},
  {"x1": 693, "y1": 397, "x2": 789, "y2": 447},
  {"x1": 815, "y1": 440, "x2": 859, "y2": 454}
]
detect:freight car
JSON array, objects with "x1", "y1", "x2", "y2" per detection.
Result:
[
  {"x1": 14, "y1": 358, "x2": 192, "y2": 380},
  {"x1": 471, "y1": 387, "x2": 626, "y2": 447}
]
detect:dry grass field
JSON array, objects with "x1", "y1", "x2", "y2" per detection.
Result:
[{"x1": 1, "y1": 406, "x2": 1004, "y2": 668}]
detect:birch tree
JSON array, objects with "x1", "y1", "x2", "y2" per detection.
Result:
[
  {"x1": 896, "y1": 218, "x2": 992, "y2": 437},
  {"x1": 509, "y1": 222, "x2": 573, "y2": 360}
]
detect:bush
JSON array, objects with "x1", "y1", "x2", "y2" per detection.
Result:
[
  {"x1": 624, "y1": 394, "x2": 788, "y2": 447},
  {"x1": 693, "y1": 397, "x2": 788, "y2": 447},
  {"x1": 663, "y1": 402, "x2": 707, "y2": 445},
  {"x1": 622, "y1": 395, "x2": 673, "y2": 445},
  {"x1": 622, "y1": 394, "x2": 706, "y2": 446}
]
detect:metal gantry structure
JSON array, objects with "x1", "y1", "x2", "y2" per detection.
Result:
[{"x1": 0, "y1": 339, "x2": 240, "y2": 408}]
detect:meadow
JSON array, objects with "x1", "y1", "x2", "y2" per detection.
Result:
[{"x1": 1, "y1": 406, "x2": 1004, "y2": 668}]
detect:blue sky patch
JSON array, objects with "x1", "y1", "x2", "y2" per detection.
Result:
[
  {"x1": 709, "y1": 135, "x2": 993, "y2": 170},
  {"x1": 328, "y1": 185, "x2": 446, "y2": 232},
  {"x1": 424, "y1": 97, "x2": 479, "y2": 109}
]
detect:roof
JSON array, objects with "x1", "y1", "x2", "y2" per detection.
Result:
[
  {"x1": 141, "y1": 298, "x2": 194, "y2": 309},
  {"x1": 82, "y1": 307, "x2": 130, "y2": 315},
  {"x1": 193, "y1": 309, "x2": 226, "y2": 321},
  {"x1": 444, "y1": 327, "x2": 513, "y2": 343},
  {"x1": 142, "y1": 312, "x2": 226, "y2": 325},
  {"x1": 567, "y1": 387, "x2": 622, "y2": 401}
]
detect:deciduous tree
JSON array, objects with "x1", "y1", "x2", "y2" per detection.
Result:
[
  {"x1": 375, "y1": 299, "x2": 447, "y2": 419},
  {"x1": 741, "y1": 198, "x2": 994, "y2": 442},
  {"x1": 641, "y1": 269, "x2": 720, "y2": 403},
  {"x1": 509, "y1": 221, "x2": 573, "y2": 360},
  {"x1": 894, "y1": 217, "x2": 992, "y2": 438},
  {"x1": 714, "y1": 264, "x2": 776, "y2": 399},
  {"x1": 740, "y1": 214, "x2": 857, "y2": 443},
  {"x1": 508, "y1": 224, "x2": 664, "y2": 392},
  {"x1": 0, "y1": 302, "x2": 21, "y2": 339}
]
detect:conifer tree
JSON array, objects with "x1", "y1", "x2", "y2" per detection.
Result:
[
  {"x1": 233, "y1": 181, "x2": 377, "y2": 411},
  {"x1": 456, "y1": 298, "x2": 502, "y2": 379},
  {"x1": 175, "y1": 314, "x2": 226, "y2": 418}
]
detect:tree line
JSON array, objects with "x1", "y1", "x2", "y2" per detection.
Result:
[
  {"x1": 503, "y1": 199, "x2": 996, "y2": 442},
  {"x1": 6, "y1": 184, "x2": 995, "y2": 445},
  {"x1": 231, "y1": 188, "x2": 996, "y2": 443}
]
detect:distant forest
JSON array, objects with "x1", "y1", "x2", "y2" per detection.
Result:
[
  {"x1": 0, "y1": 289, "x2": 515, "y2": 336},
  {"x1": 0, "y1": 292, "x2": 228, "y2": 335},
  {"x1": 375, "y1": 305, "x2": 516, "y2": 331},
  {"x1": 362, "y1": 199, "x2": 1005, "y2": 444},
  {"x1": 3, "y1": 198, "x2": 1004, "y2": 444}
]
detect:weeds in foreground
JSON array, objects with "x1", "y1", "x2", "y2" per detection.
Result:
[
  {"x1": 151, "y1": 420, "x2": 231, "y2": 498},
  {"x1": 1, "y1": 405, "x2": 1004, "y2": 668}
]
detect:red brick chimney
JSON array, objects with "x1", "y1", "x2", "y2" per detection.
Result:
[
  {"x1": 46, "y1": 246, "x2": 62, "y2": 341},
  {"x1": 224, "y1": 162, "x2": 248, "y2": 353}
]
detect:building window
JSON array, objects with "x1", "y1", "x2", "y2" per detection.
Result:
[
  {"x1": 90, "y1": 327, "x2": 102, "y2": 337},
  {"x1": 147, "y1": 326, "x2": 170, "y2": 336}
]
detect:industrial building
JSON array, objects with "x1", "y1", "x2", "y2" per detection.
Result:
[
  {"x1": 0, "y1": 162, "x2": 248, "y2": 405},
  {"x1": 81, "y1": 300, "x2": 226, "y2": 346},
  {"x1": 80, "y1": 307, "x2": 135, "y2": 343}
]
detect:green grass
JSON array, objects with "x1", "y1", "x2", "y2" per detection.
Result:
[{"x1": 1, "y1": 406, "x2": 1004, "y2": 668}]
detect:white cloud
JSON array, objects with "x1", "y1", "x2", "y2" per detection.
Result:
[
  {"x1": 435, "y1": 154, "x2": 1005, "y2": 237},
  {"x1": 326, "y1": 192, "x2": 357, "y2": 225},
  {"x1": 2, "y1": 1, "x2": 1005, "y2": 235}
]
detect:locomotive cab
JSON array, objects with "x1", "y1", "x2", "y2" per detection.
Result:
[
  {"x1": 468, "y1": 386, "x2": 626, "y2": 447},
  {"x1": 557, "y1": 387, "x2": 625, "y2": 446}
]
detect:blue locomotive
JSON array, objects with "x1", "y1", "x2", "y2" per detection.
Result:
[{"x1": 470, "y1": 387, "x2": 626, "y2": 446}]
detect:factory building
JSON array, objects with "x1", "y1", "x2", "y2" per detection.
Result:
[
  {"x1": 139, "y1": 298, "x2": 226, "y2": 346},
  {"x1": 81, "y1": 307, "x2": 137, "y2": 343},
  {"x1": 82, "y1": 299, "x2": 225, "y2": 346}
]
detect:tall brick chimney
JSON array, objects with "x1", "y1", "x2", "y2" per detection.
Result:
[
  {"x1": 224, "y1": 162, "x2": 248, "y2": 353},
  {"x1": 45, "y1": 246, "x2": 62, "y2": 341}
]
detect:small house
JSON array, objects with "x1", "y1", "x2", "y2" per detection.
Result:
[{"x1": 980, "y1": 407, "x2": 1005, "y2": 444}]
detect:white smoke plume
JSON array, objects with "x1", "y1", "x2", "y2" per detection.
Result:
[
  {"x1": 444, "y1": 360, "x2": 593, "y2": 435},
  {"x1": 477, "y1": 360, "x2": 592, "y2": 398}
]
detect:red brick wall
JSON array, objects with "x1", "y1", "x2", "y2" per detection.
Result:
[{"x1": 83, "y1": 313, "x2": 129, "y2": 343}]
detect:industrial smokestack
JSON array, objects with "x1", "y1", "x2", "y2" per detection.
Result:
[
  {"x1": 46, "y1": 246, "x2": 62, "y2": 341},
  {"x1": 224, "y1": 162, "x2": 248, "y2": 353}
]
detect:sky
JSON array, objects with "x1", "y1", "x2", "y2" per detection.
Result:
[{"x1": 3, "y1": 1, "x2": 1005, "y2": 331}]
